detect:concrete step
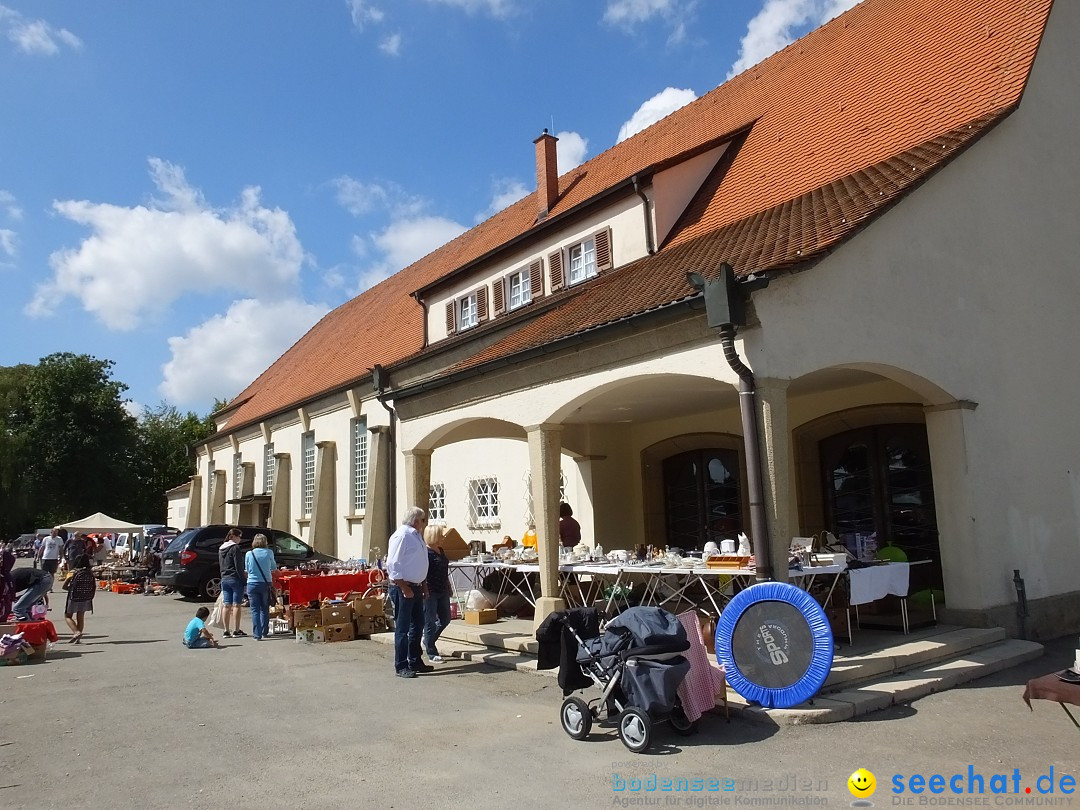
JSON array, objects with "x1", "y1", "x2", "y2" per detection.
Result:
[
  {"x1": 823, "y1": 625, "x2": 1008, "y2": 691},
  {"x1": 732, "y1": 638, "x2": 1043, "y2": 725}
]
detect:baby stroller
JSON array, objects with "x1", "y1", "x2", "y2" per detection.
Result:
[{"x1": 540, "y1": 605, "x2": 693, "y2": 753}]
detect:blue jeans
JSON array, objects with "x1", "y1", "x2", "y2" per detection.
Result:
[
  {"x1": 423, "y1": 591, "x2": 451, "y2": 657},
  {"x1": 390, "y1": 585, "x2": 425, "y2": 673},
  {"x1": 247, "y1": 583, "x2": 271, "y2": 639},
  {"x1": 12, "y1": 573, "x2": 53, "y2": 620},
  {"x1": 183, "y1": 637, "x2": 212, "y2": 648},
  {"x1": 220, "y1": 576, "x2": 244, "y2": 606}
]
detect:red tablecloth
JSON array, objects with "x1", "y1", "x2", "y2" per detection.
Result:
[
  {"x1": 14, "y1": 619, "x2": 58, "y2": 646},
  {"x1": 286, "y1": 572, "x2": 375, "y2": 605}
]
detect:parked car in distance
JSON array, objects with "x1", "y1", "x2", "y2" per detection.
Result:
[
  {"x1": 156, "y1": 524, "x2": 339, "y2": 600},
  {"x1": 113, "y1": 525, "x2": 180, "y2": 561}
]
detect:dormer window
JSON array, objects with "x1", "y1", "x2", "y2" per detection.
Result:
[
  {"x1": 549, "y1": 227, "x2": 612, "y2": 292},
  {"x1": 568, "y1": 238, "x2": 597, "y2": 285},
  {"x1": 493, "y1": 258, "x2": 544, "y2": 317},
  {"x1": 445, "y1": 286, "x2": 488, "y2": 335}
]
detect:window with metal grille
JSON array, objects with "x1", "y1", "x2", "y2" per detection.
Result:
[
  {"x1": 233, "y1": 453, "x2": 243, "y2": 499},
  {"x1": 351, "y1": 418, "x2": 368, "y2": 512},
  {"x1": 301, "y1": 431, "x2": 316, "y2": 517},
  {"x1": 523, "y1": 470, "x2": 568, "y2": 527},
  {"x1": 263, "y1": 443, "x2": 275, "y2": 492},
  {"x1": 429, "y1": 482, "x2": 446, "y2": 523},
  {"x1": 467, "y1": 476, "x2": 499, "y2": 528}
]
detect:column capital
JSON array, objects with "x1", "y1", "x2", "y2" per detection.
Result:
[
  {"x1": 402, "y1": 448, "x2": 433, "y2": 459},
  {"x1": 525, "y1": 423, "x2": 563, "y2": 435}
]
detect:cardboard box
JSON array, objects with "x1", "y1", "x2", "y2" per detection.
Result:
[
  {"x1": 354, "y1": 617, "x2": 375, "y2": 637},
  {"x1": 440, "y1": 527, "x2": 470, "y2": 562},
  {"x1": 325, "y1": 622, "x2": 356, "y2": 643},
  {"x1": 28, "y1": 643, "x2": 47, "y2": 663},
  {"x1": 320, "y1": 604, "x2": 354, "y2": 627},
  {"x1": 464, "y1": 608, "x2": 497, "y2": 625},
  {"x1": 291, "y1": 608, "x2": 322, "y2": 630},
  {"x1": 295, "y1": 627, "x2": 326, "y2": 644},
  {"x1": 351, "y1": 598, "x2": 383, "y2": 619}
]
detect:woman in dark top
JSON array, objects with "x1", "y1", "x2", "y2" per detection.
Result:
[
  {"x1": 422, "y1": 525, "x2": 452, "y2": 663},
  {"x1": 64, "y1": 555, "x2": 96, "y2": 643},
  {"x1": 559, "y1": 502, "x2": 582, "y2": 549}
]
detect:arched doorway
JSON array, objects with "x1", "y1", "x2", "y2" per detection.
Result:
[
  {"x1": 662, "y1": 448, "x2": 743, "y2": 550},
  {"x1": 820, "y1": 424, "x2": 943, "y2": 594}
]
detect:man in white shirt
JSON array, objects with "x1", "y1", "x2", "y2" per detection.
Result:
[
  {"x1": 386, "y1": 506, "x2": 430, "y2": 679},
  {"x1": 39, "y1": 528, "x2": 65, "y2": 586}
]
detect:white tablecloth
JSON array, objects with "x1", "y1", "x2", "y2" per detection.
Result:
[{"x1": 847, "y1": 563, "x2": 911, "y2": 606}]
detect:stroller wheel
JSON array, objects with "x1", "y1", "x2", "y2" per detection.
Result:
[
  {"x1": 670, "y1": 704, "x2": 696, "y2": 736},
  {"x1": 560, "y1": 697, "x2": 593, "y2": 740},
  {"x1": 618, "y1": 707, "x2": 652, "y2": 753}
]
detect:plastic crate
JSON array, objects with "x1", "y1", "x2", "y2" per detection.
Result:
[{"x1": 268, "y1": 618, "x2": 292, "y2": 636}]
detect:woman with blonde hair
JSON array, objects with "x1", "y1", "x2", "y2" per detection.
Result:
[
  {"x1": 422, "y1": 524, "x2": 452, "y2": 663},
  {"x1": 244, "y1": 533, "x2": 277, "y2": 640}
]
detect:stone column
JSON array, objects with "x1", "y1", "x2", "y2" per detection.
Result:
[
  {"x1": 756, "y1": 378, "x2": 792, "y2": 583},
  {"x1": 309, "y1": 441, "x2": 337, "y2": 556},
  {"x1": 185, "y1": 475, "x2": 202, "y2": 528},
  {"x1": 362, "y1": 426, "x2": 392, "y2": 561},
  {"x1": 270, "y1": 453, "x2": 291, "y2": 531},
  {"x1": 924, "y1": 401, "x2": 986, "y2": 614},
  {"x1": 403, "y1": 449, "x2": 432, "y2": 518},
  {"x1": 237, "y1": 462, "x2": 256, "y2": 524},
  {"x1": 210, "y1": 469, "x2": 228, "y2": 524},
  {"x1": 528, "y1": 423, "x2": 566, "y2": 631}
]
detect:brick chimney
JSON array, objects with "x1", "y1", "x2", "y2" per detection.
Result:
[{"x1": 534, "y1": 129, "x2": 559, "y2": 219}]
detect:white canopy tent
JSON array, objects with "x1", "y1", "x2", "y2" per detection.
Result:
[{"x1": 58, "y1": 512, "x2": 145, "y2": 533}]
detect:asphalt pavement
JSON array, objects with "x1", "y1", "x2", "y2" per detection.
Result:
[{"x1": 2, "y1": 559, "x2": 1077, "y2": 810}]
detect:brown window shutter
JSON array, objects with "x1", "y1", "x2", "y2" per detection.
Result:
[
  {"x1": 529, "y1": 259, "x2": 543, "y2": 300},
  {"x1": 595, "y1": 227, "x2": 612, "y2": 272},
  {"x1": 549, "y1": 250, "x2": 564, "y2": 292},
  {"x1": 477, "y1": 286, "x2": 488, "y2": 323},
  {"x1": 445, "y1": 301, "x2": 456, "y2": 335},
  {"x1": 492, "y1": 278, "x2": 505, "y2": 316}
]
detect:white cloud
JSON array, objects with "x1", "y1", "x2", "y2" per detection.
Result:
[
  {"x1": 160, "y1": 298, "x2": 328, "y2": 407},
  {"x1": 355, "y1": 215, "x2": 467, "y2": 290},
  {"x1": 421, "y1": 0, "x2": 518, "y2": 16},
  {"x1": 556, "y1": 131, "x2": 588, "y2": 173},
  {"x1": 346, "y1": 0, "x2": 384, "y2": 30},
  {"x1": 28, "y1": 158, "x2": 306, "y2": 328},
  {"x1": 477, "y1": 178, "x2": 529, "y2": 222},
  {"x1": 0, "y1": 228, "x2": 15, "y2": 259},
  {"x1": 617, "y1": 87, "x2": 697, "y2": 142},
  {"x1": 0, "y1": 5, "x2": 82, "y2": 55},
  {"x1": 728, "y1": 0, "x2": 859, "y2": 79},
  {"x1": 379, "y1": 32, "x2": 402, "y2": 56},
  {"x1": 0, "y1": 189, "x2": 23, "y2": 220},
  {"x1": 604, "y1": 0, "x2": 680, "y2": 26}
]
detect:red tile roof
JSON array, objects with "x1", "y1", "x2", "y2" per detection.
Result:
[{"x1": 221, "y1": 0, "x2": 1051, "y2": 430}]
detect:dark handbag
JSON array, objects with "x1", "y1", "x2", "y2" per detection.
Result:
[{"x1": 252, "y1": 553, "x2": 278, "y2": 606}]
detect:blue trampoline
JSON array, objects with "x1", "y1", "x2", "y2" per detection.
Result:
[{"x1": 715, "y1": 582, "x2": 834, "y2": 709}]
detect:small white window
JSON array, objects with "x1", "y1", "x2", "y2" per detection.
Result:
[
  {"x1": 459, "y1": 293, "x2": 478, "y2": 330},
  {"x1": 568, "y1": 237, "x2": 597, "y2": 285},
  {"x1": 233, "y1": 453, "x2": 243, "y2": 499},
  {"x1": 508, "y1": 267, "x2": 532, "y2": 310},
  {"x1": 301, "y1": 431, "x2": 316, "y2": 517},
  {"x1": 351, "y1": 419, "x2": 368, "y2": 512},
  {"x1": 467, "y1": 477, "x2": 499, "y2": 529},
  {"x1": 429, "y1": 483, "x2": 446, "y2": 523},
  {"x1": 263, "y1": 443, "x2": 275, "y2": 492}
]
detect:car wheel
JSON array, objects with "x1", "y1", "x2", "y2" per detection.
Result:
[{"x1": 200, "y1": 576, "x2": 222, "y2": 601}]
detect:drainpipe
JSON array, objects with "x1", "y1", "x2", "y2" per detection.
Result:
[
  {"x1": 632, "y1": 175, "x2": 655, "y2": 255},
  {"x1": 719, "y1": 324, "x2": 771, "y2": 582},
  {"x1": 411, "y1": 291, "x2": 429, "y2": 347},
  {"x1": 373, "y1": 364, "x2": 397, "y2": 525},
  {"x1": 687, "y1": 264, "x2": 772, "y2": 582}
]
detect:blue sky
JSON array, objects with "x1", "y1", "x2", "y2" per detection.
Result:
[{"x1": 0, "y1": 0, "x2": 857, "y2": 417}]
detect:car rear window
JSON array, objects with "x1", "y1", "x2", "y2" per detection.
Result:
[{"x1": 165, "y1": 530, "x2": 196, "y2": 553}]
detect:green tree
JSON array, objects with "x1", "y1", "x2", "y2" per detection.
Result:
[
  {"x1": 18, "y1": 353, "x2": 139, "y2": 527},
  {"x1": 0, "y1": 364, "x2": 35, "y2": 537},
  {"x1": 127, "y1": 402, "x2": 216, "y2": 521}
]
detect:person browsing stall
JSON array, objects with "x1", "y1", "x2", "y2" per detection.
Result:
[
  {"x1": 11, "y1": 566, "x2": 53, "y2": 621},
  {"x1": 422, "y1": 524, "x2": 452, "y2": 664},
  {"x1": 218, "y1": 528, "x2": 247, "y2": 638},
  {"x1": 559, "y1": 502, "x2": 582, "y2": 549},
  {"x1": 244, "y1": 534, "x2": 277, "y2": 641},
  {"x1": 386, "y1": 507, "x2": 430, "y2": 679},
  {"x1": 39, "y1": 528, "x2": 64, "y2": 581}
]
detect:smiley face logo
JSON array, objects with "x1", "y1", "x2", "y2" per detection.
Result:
[{"x1": 848, "y1": 768, "x2": 877, "y2": 799}]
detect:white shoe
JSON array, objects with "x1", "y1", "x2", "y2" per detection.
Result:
[{"x1": 430, "y1": 655, "x2": 444, "y2": 663}]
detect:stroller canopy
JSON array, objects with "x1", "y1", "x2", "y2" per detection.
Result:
[{"x1": 603, "y1": 606, "x2": 689, "y2": 658}]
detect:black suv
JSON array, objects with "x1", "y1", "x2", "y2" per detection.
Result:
[{"x1": 157, "y1": 525, "x2": 339, "y2": 599}]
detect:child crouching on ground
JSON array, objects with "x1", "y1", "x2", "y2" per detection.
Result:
[{"x1": 183, "y1": 606, "x2": 220, "y2": 648}]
